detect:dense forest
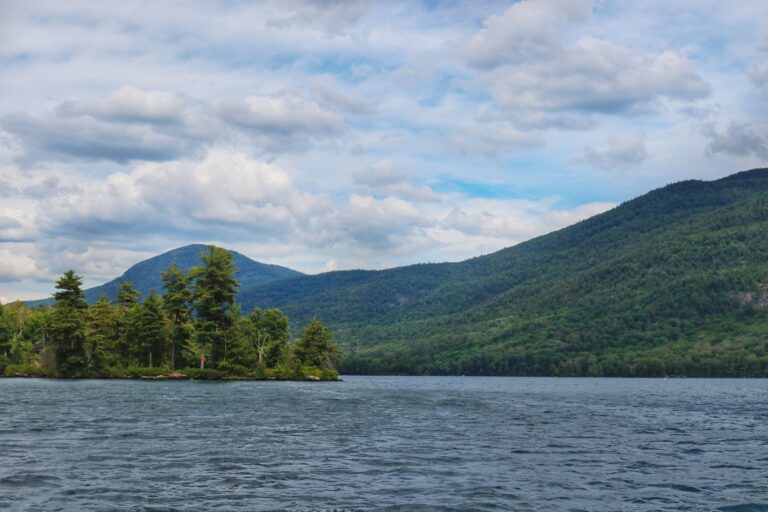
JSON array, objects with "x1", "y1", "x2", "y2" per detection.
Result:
[
  {"x1": 238, "y1": 169, "x2": 768, "y2": 377},
  {"x1": 0, "y1": 246, "x2": 339, "y2": 380},
  {"x1": 14, "y1": 170, "x2": 768, "y2": 378}
]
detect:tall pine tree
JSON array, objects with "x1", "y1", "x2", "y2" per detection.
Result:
[
  {"x1": 192, "y1": 246, "x2": 238, "y2": 368},
  {"x1": 50, "y1": 270, "x2": 88, "y2": 376},
  {"x1": 161, "y1": 263, "x2": 193, "y2": 370}
]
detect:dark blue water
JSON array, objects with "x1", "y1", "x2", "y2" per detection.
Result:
[{"x1": 1, "y1": 377, "x2": 767, "y2": 511}]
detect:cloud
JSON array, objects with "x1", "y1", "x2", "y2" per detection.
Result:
[
  {"x1": 212, "y1": 93, "x2": 346, "y2": 152},
  {"x1": 352, "y1": 160, "x2": 439, "y2": 202},
  {"x1": 39, "y1": 149, "x2": 328, "y2": 239},
  {"x1": 1, "y1": 111, "x2": 191, "y2": 163},
  {"x1": 56, "y1": 86, "x2": 186, "y2": 124},
  {"x1": 462, "y1": 0, "x2": 592, "y2": 69},
  {"x1": 334, "y1": 194, "x2": 427, "y2": 251},
  {"x1": 0, "y1": 250, "x2": 45, "y2": 282},
  {"x1": 748, "y1": 63, "x2": 768, "y2": 88},
  {"x1": 704, "y1": 122, "x2": 768, "y2": 160},
  {"x1": 584, "y1": 135, "x2": 649, "y2": 170},
  {"x1": 450, "y1": 123, "x2": 543, "y2": 157},
  {"x1": 462, "y1": 0, "x2": 710, "y2": 123},
  {"x1": 267, "y1": 0, "x2": 373, "y2": 35},
  {"x1": 312, "y1": 75, "x2": 376, "y2": 115}
]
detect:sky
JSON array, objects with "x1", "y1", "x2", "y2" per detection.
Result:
[{"x1": 1, "y1": 0, "x2": 768, "y2": 302}]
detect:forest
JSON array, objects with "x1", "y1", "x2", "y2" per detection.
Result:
[{"x1": 0, "y1": 246, "x2": 340, "y2": 380}]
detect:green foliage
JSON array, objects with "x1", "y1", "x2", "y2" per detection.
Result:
[
  {"x1": 126, "y1": 290, "x2": 168, "y2": 367},
  {"x1": 3, "y1": 364, "x2": 54, "y2": 378},
  {"x1": 294, "y1": 319, "x2": 340, "y2": 368},
  {"x1": 26, "y1": 244, "x2": 303, "y2": 308},
  {"x1": 239, "y1": 169, "x2": 768, "y2": 377},
  {"x1": 49, "y1": 270, "x2": 89, "y2": 376},
  {"x1": 116, "y1": 281, "x2": 140, "y2": 306},
  {"x1": 161, "y1": 263, "x2": 194, "y2": 369},
  {"x1": 183, "y1": 368, "x2": 226, "y2": 380},
  {"x1": 5, "y1": 246, "x2": 339, "y2": 380},
  {"x1": 245, "y1": 307, "x2": 290, "y2": 367},
  {"x1": 192, "y1": 245, "x2": 239, "y2": 368},
  {"x1": 87, "y1": 294, "x2": 114, "y2": 369}
]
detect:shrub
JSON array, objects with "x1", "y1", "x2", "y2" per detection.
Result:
[
  {"x1": 183, "y1": 368, "x2": 225, "y2": 380},
  {"x1": 3, "y1": 364, "x2": 54, "y2": 378}
]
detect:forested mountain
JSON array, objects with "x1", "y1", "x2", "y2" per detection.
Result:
[
  {"x1": 237, "y1": 169, "x2": 768, "y2": 376},
  {"x1": 27, "y1": 244, "x2": 303, "y2": 307},
  {"x1": 23, "y1": 169, "x2": 768, "y2": 376}
]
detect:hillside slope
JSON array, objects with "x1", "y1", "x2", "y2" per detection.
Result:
[
  {"x1": 239, "y1": 169, "x2": 768, "y2": 376},
  {"x1": 29, "y1": 244, "x2": 303, "y2": 306}
]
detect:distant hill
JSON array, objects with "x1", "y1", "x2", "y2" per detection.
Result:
[
  {"x1": 27, "y1": 170, "x2": 768, "y2": 376},
  {"x1": 236, "y1": 169, "x2": 768, "y2": 377},
  {"x1": 28, "y1": 244, "x2": 303, "y2": 306}
]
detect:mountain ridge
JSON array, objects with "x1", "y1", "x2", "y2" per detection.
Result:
[{"x1": 24, "y1": 168, "x2": 768, "y2": 376}]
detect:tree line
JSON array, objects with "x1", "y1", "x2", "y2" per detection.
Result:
[{"x1": 0, "y1": 246, "x2": 339, "y2": 379}]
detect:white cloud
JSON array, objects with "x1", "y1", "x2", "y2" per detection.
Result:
[
  {"x1": 352, "y1": 160, "x2": 439, "y2": 202},
  {"x1": 212, "y1": 93, "x2": 346, "y2": 152},
  {"x1": 462, "y1": 0, "x2": 592, "y2": 69},
  {"x1": 56, "y1": 86, "x2": 186, "y2": 124},
  {"x1": 462, "y1": 0, "x2": 710, "y2": 124},
  {"x1": 704, "y1": 122, "x2": 768, "y2": 160},
  {"x1": 450, "y1": 123, "x2": 543, "y2": 157},
  {"x1": 584, "y1": 135, "x2": 649, "y2": 170},
  {"x1": 0, "y1": 250, "x2": 46, "y2": 282}
]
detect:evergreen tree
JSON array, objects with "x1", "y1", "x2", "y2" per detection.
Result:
[
  {"x1": 161, "y1": 263, "x2": 193, "y2": 369},
  {"x1": 0, "y1": 303, "x2": 11, "y2": 366},
  {"x1": 116, "y1": 281, "x2": 140, "y2": 305},
  {"x1": 86, "y1": 294, "x2": 114, "y2": 369},
  {"x1": 192, "y1": 246, "x2": 238, "y2": 368},
  {"x1": 114, "y1": 281, "x2": 140, "y2": 366},
  {"x1": 127, "y1": 290, "x2": 168, "y2": 367},
  {"x1": 294, "y1": 318, "x2": 340, "y2": 368},
  {"x1": 49, "y1": 270, "x2": 88, "y2": 376}
]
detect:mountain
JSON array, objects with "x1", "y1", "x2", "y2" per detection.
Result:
[
  {"x1": 28, "y1": 244, "x2": 303, "y2": 306},
  {"x1": 236, "y1": 169, "x2": 768, "y2": 377},
  {"x1": 27, "y1": 170, "x2": 768, "y2": 376}
]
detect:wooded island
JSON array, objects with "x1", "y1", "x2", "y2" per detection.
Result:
[{"x1": 0, "y1": 246, "x2": 340, "y2": 380}]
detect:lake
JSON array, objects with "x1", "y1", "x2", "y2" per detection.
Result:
[{"x1": 1, "y1": 376, "x2": 767, "y2": 511}]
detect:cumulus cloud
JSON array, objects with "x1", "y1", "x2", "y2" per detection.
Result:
[
  {"x1": 1, "y1": 111, "x2": 191, "y2": 163},
  {"x1": 462, "y1": 0, "x2": 592, "y2": 69},
  {"x1": 462, "y1": 0, "x2": 710, "y2": 124},
  {"x1": 440, "y1": 199, "x2": 614, "y2": 242},
  {"x1": 39, "y1": 150, "x2": 328, "y2": 239},
  {"x1": 56, "y1": 86, "x2": 186, "y2": 124},
  {"x1": 212, "y1": 93, "x2": 346, "y2": 152},
  {"x1": 584, "y1": 135, "x2": 649, "y2": 170},
  {"x1": 0, "y1": 250, "x2": 46, "y2": 282},
  {"x1": 353, "y1": 160, "x2": 439, "y2": 202},
  {"x1": 704, "y1": 122, "x2": 768, "y2": 160}
]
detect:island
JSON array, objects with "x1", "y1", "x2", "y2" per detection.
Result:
[{"x1": 0, "y1": 246, "x2": 340, "y2": 381}]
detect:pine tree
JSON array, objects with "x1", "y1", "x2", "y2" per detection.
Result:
[
  {"x1": 87, "y1": 294, "x2": 115, "y2": 369},
  {"x1": 49, "y1": 270, "x2": 88, "y2": 376},
  {"x1": 114, "y1": 281, "x2": 140, "y2": 366},
  {"x1": 294, "y1": 318, "x2": 340, "y2": 368},
  {"x1": 191, "y1": 246, "x2": 238, "y2": 368},
  {"x1": 161, "y1": 263, "x2": 193, "y2": 369},
  {"x1": 126, "y1": 290, "x2": 168, "y2": 367}
]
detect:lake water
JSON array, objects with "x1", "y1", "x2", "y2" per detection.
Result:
[{"x1": 1, "y1": 376, "x2": 767, "y2": 511}]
